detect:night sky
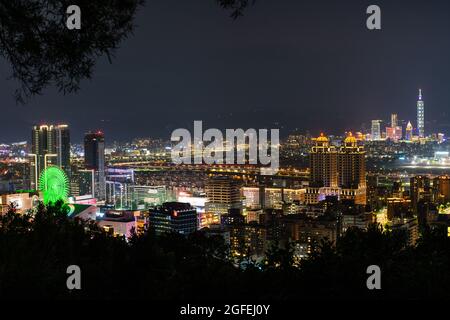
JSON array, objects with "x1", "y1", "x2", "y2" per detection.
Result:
[{"x1": 1, "y1": 0, "x2": 450, "y2": 143}]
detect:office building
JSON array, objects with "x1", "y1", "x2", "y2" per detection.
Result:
[
  {"x1": 385, "y1": 114, "x2": 402, "y2": 142},
  {"x1": 148, "y1": 202, "x2": 198, "y2": 235},
  {"x1": 70, "y1": 168, "x2": 95, "y2": 197},
  {"x1": 242, "y1": 187, "x2": 261, "y2": 209},
  {"x1": 371, "y1": 120, "x2": 382, "y2": 141},
  {"x1": 84, "y1": 131, "x2": 106, "y2": 200},
  {"x1": 391, "y1": 113, "x2": 398, "y2": 128},
  {"x1": 205, "y1": 176, "x2": 242, "y2": 217},
  {"x1": 126, "y1": 185, "x2": 168, "y2": 210}
]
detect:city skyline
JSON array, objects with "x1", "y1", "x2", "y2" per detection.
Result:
[
  {"x1": 2, "y1": 0, "x2": 450, "y2": 304},
  {"x1": 0, "y1": 89, "x2": 440, "y2": 145},
  {"x1": 2, "y1": 0, "x2": 450, "y2": 141}
]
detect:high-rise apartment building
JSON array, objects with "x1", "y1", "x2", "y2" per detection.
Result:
[
  {"x1": 309, "y1": 133, "x2": 338, "y2": 188},
  {"x1": 30, "y1": 124, "x2": 70, "y2": 190},
  {"x1": 306, "y1": 133, "x2": 366, "y2": 205},
  {"x1": 338, "y1": 134, "x2": 366, "y2": 189}
]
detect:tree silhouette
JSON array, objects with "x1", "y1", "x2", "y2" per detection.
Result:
[
  {"x1": 1, "y1": 203, "x2": 450, "y2": 299},
  {"x1": 218, "y1": 0, "x2": 255, "y2": 19},
  {"x1": 0, "y1": 0, "x2": 254, "y2": 103},
  {"x1": 0, "y1": 0, "x2": 144, "y2": 103}
]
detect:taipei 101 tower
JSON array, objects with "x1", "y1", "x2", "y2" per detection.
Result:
[{"x1": 417, "y1": 89, "x2": 425, "y2": 138}]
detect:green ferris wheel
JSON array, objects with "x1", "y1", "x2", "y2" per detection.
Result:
[{"x1": 39, "y1": 166, "x2": 69, "y2": 205}]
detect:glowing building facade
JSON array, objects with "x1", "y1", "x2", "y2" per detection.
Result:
[
  {"x1": 30, "y1": 124, "x2": 71, "y2": 190},
  {"x1": 148, "y1": 202, "x2": 198, "y2": 235},
  {"x1": 405, "y1": 121, "x2": 413, "y2": 141},
  {"x1": 126, "y1": 185, "x2": 168, "y2": 209},
  {"x1": 386, "y1": 114, "x2": 402, "y2": 142},
  {"x1": 205, "y1": 176, "x2": 242, "y2": 218},
  {"x1": 339, "y1": 134, "x2": 366, "y2": 188},
  {"x1": 371, "y1": 120, "x2": 382, "y2": 140},
  {"x1": 306, "y1": 133, "x2": 366, "y2": 205},
  {"x1": 417, "y1": 89, "x2": 425, "y2": 138},
  {"x1": 309, "y1": 133, "x2": 338, "y2": 188}
]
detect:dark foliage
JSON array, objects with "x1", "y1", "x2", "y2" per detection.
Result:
[
  {"x1": 0, "y1": 0, "x2": 144, "y2": 103},
  {"x1": 1, "y1": 204, "x2": 449, "y2": 299},
  {"x1": 0, "y1": 0, "x2": 254, "y2": 103},
  {"x1": 217, "y1": 0, "x2": 255, "y2": 19}
]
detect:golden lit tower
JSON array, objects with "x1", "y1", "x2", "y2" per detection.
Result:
[
  {"x1": 338, "y1": 132, "x2": 366, "y2": 204},
  {"x1": 307, "y1": 133, "x2": 366, "y2": 205},
  {"x1": 309, "y1": 133, "x2": 338, "y2": 188}
]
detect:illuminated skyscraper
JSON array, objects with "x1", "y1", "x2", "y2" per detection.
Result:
[
  {"x1": 338, "y1": 133, "x2": 366, "y2": 204},
  {"x1": 306, "y1": 133, "x2": 366, "y2": 205},
  {"x1": 371, "y1": 120, "x2": 382, "y2": 140},
  {"x1": 385, "y1": 114, "x2": 402, "y2": 142},
  {"x1": 405, "y1": 121, "x2": 413, "y2": 141},
  {"x1": 309, "y1": 133, "x2": 337, "y2": 188},
  {"x1": 417, "y1": 89, "x2": 425, "y2": 137},
  {"x1": 84, "y1": 131, "x2": 106, "y2": 201},
  {"x1": 391, "y1": 114, "x2": 398, "y2": 128},
  {"x1": 85, "y1": 132, "x2": 105, "y2": 171},
  {"x1": 30, "y1": 124, "x2": 70, "y2": 190},
  {"x1": 55, "y1": 125, "x2": 71, "y2": 177},
  {"x1": 205, "y1": 176, "x2": 242, "y2": 218},
  {"x1": 338, "y1": 133, "x2": 365, "y2": 189}
]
